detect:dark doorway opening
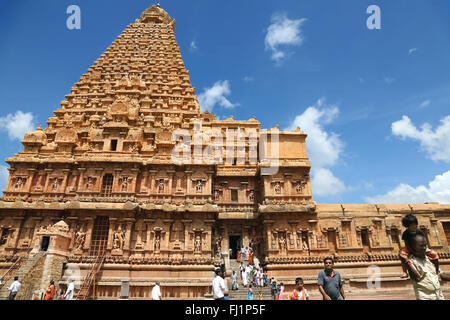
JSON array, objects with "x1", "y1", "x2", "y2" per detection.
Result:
[
  {"x1": 229, "y1": 236, "x2": 240, "y2": 259},
  {"x1": 41, "y1": 236, "x2": 50, "y2": 251}
]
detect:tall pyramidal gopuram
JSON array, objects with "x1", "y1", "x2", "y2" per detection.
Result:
[{"x1": 0, "y1": 5, "x2": 449, "y2": 300}]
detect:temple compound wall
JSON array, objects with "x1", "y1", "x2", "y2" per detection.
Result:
[{"x1": 1, "y1": 5, "x2": 450, "y2": 299}]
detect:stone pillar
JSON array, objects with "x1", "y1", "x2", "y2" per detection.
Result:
[
  {"x1": 43, "y1": 169, "x2": 53, "y2": 193},
  {"x1": 83, "y1": 217, "x2": 94, "y2": 251},
  {"x1": 107, "y1": 218, "x2": 117, "y2": 250},
  {"x1": 123, "y1": 219, "x2": 134, "y2": 252},
  {"x1": 182, "y1": 220, "x2": 192, "y2": 251},
  {"x1": 77, "y1": 168, "x2": 86, "y2": 191},
  {"x1": 185, "y1": 171, "x2": 193, "y2": 194},
  {"x1": 144, "y1": 219, "x2": 154, "y2": 252},
  {"x1": 26, "y1": 169, "x2": 36, "y2": 193},
  {"x1": 149, "y1": 170, "x2": 157, "y2": 193},
  {"x1": 61, "y1": 169, "x2": 71, "y2": 193}
]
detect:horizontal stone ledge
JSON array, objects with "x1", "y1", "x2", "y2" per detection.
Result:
[
  {"x1": 65, "y1": 263, "x2": 215, "y2": 271},
  {"x1": 259, "y1": 204, "x2": 316, "y2": 213}
]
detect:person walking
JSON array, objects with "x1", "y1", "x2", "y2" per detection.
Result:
[
  {"x1": 247, "y1": 284, "x2": 254, "y2": 300},
  {"x1": 242, "y1": 265, "x2": 248, "y2": 288},
  {"x1": 8, "y1": 276, "x2": 21, "y2": 300},
  {"x1": 64, "y1": 279, "x2": 75, "y2": 300},
  {"x1": 231, "y1": 271, "x2": 238, "y2": 291},
  {"x1": 151, "y1": 282, "x2": 162, "y2": 300},
  {"x1": 43, "y1": 280, "x2": 56, "y2": 300},
  {"x1": 317, "y1": 257, "x2": 345, "y2": 300},
  {"x1": 212, "y1": 269, "x2": 226, "y2": 300},
  {"x1": 259, "y1": 269, "x2": 264, "y2": 288},
  {"x1": 279, "y1": 282, "x2": 285, "y2": 300}
]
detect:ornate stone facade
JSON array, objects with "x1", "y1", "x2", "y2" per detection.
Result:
[{"x1": 0, "y1": 5, "x2": 450, "y2": 299}]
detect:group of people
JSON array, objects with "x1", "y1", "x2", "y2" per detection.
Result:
[
  {"x1": 5, "y1": 277, "x2": 75, "y2": 300},
  {"x1": 269, "y1": 213, "x2": 450, "y2": 301},
  {"x1": 237, "y1": 262, "x2": 268, "y2": 289}
]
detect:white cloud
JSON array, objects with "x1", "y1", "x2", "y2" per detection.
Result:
[
  {"x1": 243, "y1": 76, "x2": 254, "y2": 83},
  {"x1": 285, "y1": 98, "x2": 346, "y2": 196},
  {"x1": 198, "y1": 80, "x2": 239, "y2": 112},
  {"x1": 409, "y1": 48, "x2": 418, "y2": 55},
  {"x1": 312, "y1": 168, "x2": 346, "y2": 196},
  {"x1": 392, "y1": 115, "x2": 450, "y2": 162},
  {"x1": 265, "y1": 12, "x2": 306, "y2": 63},
  {"x1": 419, "y1": 99, "x2": 431, "y2": 108},
  {"x1": 0, "y1": 111, "x2": 35, "y2": 141},
  {"x1": 0, "y1": 165, "x2": 8, "y2": 194},
  {"x1": 365, "y1": 170, "x2": 450, "y2": 204},
  {"x1": 190, "y1": 40, "x2": 198, "y2": 52},
  {"x1": 384, "y1": 77, "x2": 395, "y2": 85}
]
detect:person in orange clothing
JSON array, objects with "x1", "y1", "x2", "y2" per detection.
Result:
[
  {"x1": 43, "y1": 280, "x2": 55, "y2": 300},
  {"x1": 237, "y1": 249, "x2": 241, "y2": 263},
  {"x1": 290, "y1": 277, "x2": 310, "y2": 300},
  {"x1": 249, "y1": 250, "x2": 254, "y2": 265}
]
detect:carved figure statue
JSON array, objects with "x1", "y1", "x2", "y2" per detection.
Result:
[
  {"x1": 86, "y1": 177, "x2": 94, "y2": 190},
  {"x1": 248, "y1": 190, "x2": 254, "y2": 202},
  {"x1": 74, "y1": 230, "x2": 86, "y2": 251},
  {"x1": 52, "y1": 179, "x2": 60, "y2": 192},
  {"x1": 274, "y1": 182, "x2": 281, "y2": 194},
  {"x1": 158, "y1": 179, "x2": 165, "y2": 193},
  {"x1": 194, "y1": 235, "x2": 201, "y2": 252},
  {"x1": 214, "y1": 190, "x2": 220, "y2": 201},
  {"x1": 296, "y1": 181, "x2": 303, "y2": 194},
  {"x1": 196, "y1": 180, "x2": 202, "y2": 193},
  {"x1": 15, "y1": 177, "x2": 24, "y2": 190},
  {"x1": 154, "y1": 233, "x2": 161, "y2": 251},
  {"x1": 278, "y1": 234, "x2": 286, "y2": 250},
  {"x1": 121, "y1": 177, "x2": 129, "y2": 192},
  {"x1": 113, "y1": 226, "x2": 125, "y2": 250}
]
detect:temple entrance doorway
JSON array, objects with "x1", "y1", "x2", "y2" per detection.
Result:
[
  {"x1": 229, "y1": 236, "x2": 241, "y2": 259},
  {"x1": 41, "y1": 236, "x2": 50, "y2": 251}
]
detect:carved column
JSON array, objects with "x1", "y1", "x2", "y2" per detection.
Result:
[
  {"x1": 77, "y1": 168, "x2": 87, "y2": 191},
  {"x1": 149, "y1": 170, "x2": 157, "y2": 193},
  {"x1": 123, "y1": 219, "x2": 134, "y2": 252},
  {"x1": 26, "y1": 169, "x2": 36, "y2": 193},
  {"x1": 61, "y1": 169, "x2": 71, "y2": 194},
  {"x1": 83, "y1": 217, "x2": 94, "y2": 250},
  {"x1": 182, "y1": 220, "x2": 192, "y2": 251},
  {"x1": 144, "y1": 219, "x2": 154, "y2": 252},
  {"x1": 43, "y1": 169, "x2": 53, "y2": 193},
  {"x1": 107, "y1": 218, "x2": 117, "y2": 250}
]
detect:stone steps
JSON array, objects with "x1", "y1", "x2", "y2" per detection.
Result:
[{"x1": 0, "y1": 252, "x2": 46, "y2": 300}]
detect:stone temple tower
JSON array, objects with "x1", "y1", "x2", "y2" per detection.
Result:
[{"x1": 0, "y1": 5, "x2": 449, "y2": 300}]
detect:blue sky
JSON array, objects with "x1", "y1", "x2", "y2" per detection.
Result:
[{"x1": 0, "y1": 0, "x2": 450, "y2": 204}]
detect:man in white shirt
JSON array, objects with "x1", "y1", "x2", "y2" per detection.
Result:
[
  {"x1": 8, "y1": 276, "x2": 21, "y2": 300},
  {"x1": 64, "y1": 279, "x2": 75, "y2": 300},
  {"x1": 212, "y1": 269, "x2": 226, "y2": 300},
  {"x1": 151, "y1": 282, "x2": 162, "y2": 300}
]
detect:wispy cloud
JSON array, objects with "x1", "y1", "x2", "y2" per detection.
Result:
[
  {"x1": 392, "y1": 114, "x2": 450, "y2": 162},
  {"x1": 265, "y1": 12, "x2": 307, "y2": 63},
  {"x1": 0, "y1": 111, "x2": 35, "y2": 140},
  {"x1": 285, "y1": 98, "x2": 346, "y2": 196},
  {"x1": 190, "y1": 40, "x2": 198, "y2": 52},
  {"x1": 0, "y1": 165, "x2": 8, "y2": 194},
  {"x1": 198, "y1": 80, "x2": 239, "y2": 112},
  {"x1": 243, "y1": 76, "x2": 254, "y2": 83},
  {"x1": 419, "y1": 99, "x2": 431, "y2": 108},
  {"x1": 365, "y1": 170, "x2": 450, "y2": 204},
  {"x1": 408, "y1": 48, "x2": 418, "y2": 55},
  {"x1": 384, "y1": 77, "x2": 395, "y2": 85}
]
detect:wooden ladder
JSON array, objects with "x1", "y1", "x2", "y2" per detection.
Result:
[
  {"x1": 0, "y1": 256, "x2": 26, "y2": 290},
  {"x1": 76, "y1": 253, "x2": 105, "y2": 300}
]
